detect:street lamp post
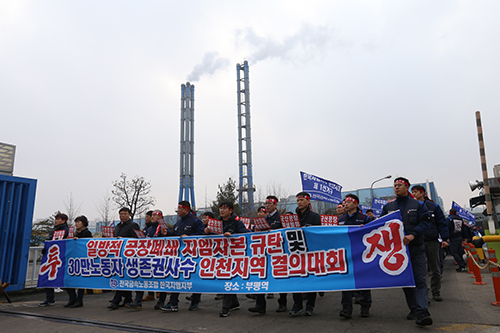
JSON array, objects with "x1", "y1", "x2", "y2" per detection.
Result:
[{"x1": 370, "y1": 175, "x2": 392, "y2": 205}]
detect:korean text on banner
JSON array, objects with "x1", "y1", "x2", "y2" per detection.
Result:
[{"x1": 37, "y1": 211, "x2": 415, "y2": 294}]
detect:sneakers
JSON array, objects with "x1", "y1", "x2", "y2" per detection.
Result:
[
  {"x1": 406, "y1": 310, "x2": 417, "y2": 320},
  {"x1": 248, "y1": 305, "x2": 266, "y2": 314},
  {"x1": 220, "y1": 307, "x2": 229, "y2": 317},
  {"x1": 276, "y1": 304, "x2": 287, "y2": 313},
  {"x1": 141, "y1": 294, "x2": 155, "y2": 302},
  {"x1": 64, "y1": 299, "x2": 76, "y2": 308},
  {"x1": 360, "y1": 307, "x2": 370, "y2": 318},
  {"x1": 456, "y1": 267, "x2": 467, "y2": 272},
  {"x1": 229, "y1": 305, "x2": 240, "y2": 311},
  {"x1": 70, "y1": 302, "x2": 83, "y2": 308},
  {"x1": 154, "y1": 301, "x2": 163, "y2": 310},
  {"x1": 415, "y1": 314, "x2": 433, "y2": 326},
  {"x1": 305, "y1": 305, "x2": 314, "y2": 316},
  {"x1": 189, "y1": 303, "x2": 199, "y2": 311},
  {"x1": 289, "y1": 305, "x2": 304, "y2": 316},
  {"x1": 339, "y1": 307, "x2": 352, "y2": 319},
  {"x1": 107, "y1": 302, "x2": 119, "y2": 310},
  {"x1": 432, "y1": 292, "x2": 443, "y2": 302},
  {"x1": 161, "y1": 303, "x2": 178, "y2": 312},
  {"x1": 124, "y1": 301, "x2": 142, "y2": 310},
  {"x1": 38, "y1": 300, "x2": 55, "y2": 307}
]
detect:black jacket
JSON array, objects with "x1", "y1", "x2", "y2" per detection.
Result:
[
  {"x1": 296, "y1": 206, "x2": 321, "y2": 227},
  {"x1": 222, "y1": 212, "x2": 250, "y2": 234},
  {"x1": 75, "y1": 228, "x2": 93, "y2": 239},
  {"x1": 48, "y1": 223, "x2": 69, "y2": 240},
  {"x1": 447, "y1": 214, "x2": 471, "y2": 240},
  {"x1": 171, "y1": 213, "x2": 205, "y2": 236},
  {"x1": 266, "y1": 210, "x2": 282, "y2": 229},
  {"x1": 114, "y1": 219, "x2": 140, "y2": 238}
]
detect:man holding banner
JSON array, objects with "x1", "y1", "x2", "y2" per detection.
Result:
[
  {"x1": 289, "y1": 192, "x2": 321, "y2": 317},
  {"x1": 161, "y1": 201, "x2": 205, "y2": 312},
  {"x1": 205, "y1": 201, "x2": 249, "y2": 317},
  {"x1": 108, "y1": 207, "x2": 140, "y2": 310},
  {"x1": 338, "y1": 194, "x2": 372, "y2": 319},
  {"x1": 38, "y1": 212, "x2": 69, "y2": 307},
  {"x1": 381, "y1": 177, "x2": 433, "y2": 326},
  {"x1": 248, "y1": 195, "x2": 288, "y2": 314}
]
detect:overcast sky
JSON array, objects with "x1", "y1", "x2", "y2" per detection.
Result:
[{"x1": 2, "y1": 1, "x2": 500, "y2": 222}]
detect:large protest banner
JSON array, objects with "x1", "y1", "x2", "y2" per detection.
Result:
[
  {"x1": 38, "y1": 211, "x2": 414, "y2": 293},
  {"x1": 451, "y1": 201, "x2": 476, "y2": 224},
  {"x1": 300, "y1": 171, "x2": 342, "y2": 204}
]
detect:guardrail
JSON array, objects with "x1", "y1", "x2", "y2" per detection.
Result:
[{"x1": 25, "y1": 246, "x2": 43, "y2": 288}]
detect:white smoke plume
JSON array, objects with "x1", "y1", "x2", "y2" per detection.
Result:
[
  {"x1": 186, "y1": 52, "x2": 230, "y2": 82},
  {"x1": 236, "y1": 23, "x2": 335, "y2": 65}
]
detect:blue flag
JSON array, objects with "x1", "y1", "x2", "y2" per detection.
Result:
[
  {"x1": 300, "y1": 171, "x2": 342, "y2": 204},
  {"x1": 372, "y1": 198, "x2": 387, "y2": 210},
  {"x1": 451, "y1": 201, "x2": 476, "y2": 224}
]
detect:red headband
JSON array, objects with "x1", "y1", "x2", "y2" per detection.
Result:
[
  {"x1": 415, "y1": 188, "x2": 425, "y2": 193},
  {"x1": 344, "y1": 197, "x2": 359, "y2": 204},
  {"x1": 259, "y1": 208, "x2": 267, "y2": 213},
  {"x1": 297, "y1": 195, "x2": 310, "y2": 200},
  {"x1": 265, "y1": 198, "x2": 277, "y2": 204},
  {"x1": 153, "y1": 211, "x2": 163, "y2": 217},
  {"x1": 178, "y1": 204, "x2": 190, "y2": 211},
  {"x1": 395, "y1": 179, "x2": 409, "y2": 187}
]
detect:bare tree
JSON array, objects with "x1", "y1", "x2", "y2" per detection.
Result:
[
  {"x1": 95, "y1": 192, "x2": 113, "y2": 224},
  {"x1": 111, "y1": 173, "x2": 156, "y2": 219},
  {"x1": 265, "y1": 181, "x2": 291, "y2": 201},
  {"x1": 64, "y1": 192, "x2": 82, "y2": 226}
]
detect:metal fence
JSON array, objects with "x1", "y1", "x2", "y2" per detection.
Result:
[{"x1": 25, "y1": 246, "x2": 43, "y2": 288}]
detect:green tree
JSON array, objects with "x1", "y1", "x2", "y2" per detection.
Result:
[
  {"x1": 211, "y1": 177, "x2": 241, "y2": 217},
  {"x1": 30, "y1": 211, "x2": 59, "y2": 246}
]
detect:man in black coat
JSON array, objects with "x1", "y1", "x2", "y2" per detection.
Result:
[
  {"x1": 381, "y1": 177, "x2": 433, "y2": 326},
  {"x1": 338, "y1": 194, "x2": 372, "y2": 319},
  {"x1": 289, "y1": 192, "x2": 321, "y2": 317},
  {"x1": 161, "y1": 201, "x2": 205, "y2": 312},
  {"x1": 248, "y1": 195, "x2": 288, "y2": 314},
  {"x1": 38, "y1": 212, "x2": 69, "y2": 307},
  {"x1": 205, "y1": 201, "x2": 249, "y2": 317},
  {"x1": 108, "y1": 207, "x2": 140, "y2": 310}
]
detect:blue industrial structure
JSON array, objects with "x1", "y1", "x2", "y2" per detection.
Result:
[
  {"x1": 178, "y1": 82, "x2": 196, "y2": 208},
  {"x1": 0, "y1": 174, "x2": 37, "y2": 291},
  {"x1": 236, "y1": 61, "x2": 255, "y2": 216}
]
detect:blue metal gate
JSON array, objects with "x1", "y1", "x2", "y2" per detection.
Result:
[{"x1": 0, "y1": 174, "x2": 37, "y2": 291}]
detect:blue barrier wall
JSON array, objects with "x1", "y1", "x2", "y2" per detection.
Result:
[{"x1": 0, "y1": 174, "x2": 37, "y2": 291}]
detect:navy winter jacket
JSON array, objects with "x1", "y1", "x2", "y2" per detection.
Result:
[
  {"x1": 381, "y1": 195, "x2": 432, "y2": 246},
  {"x1": 339, "y1": 208, "x2": 370, "y2": 226}
]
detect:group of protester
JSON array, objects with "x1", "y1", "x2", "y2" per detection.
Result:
[{"x1": 38, "y1": 176, "x2": 473, "y2": 327}]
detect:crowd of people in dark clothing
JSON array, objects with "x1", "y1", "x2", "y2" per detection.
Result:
[{"x1": 38, "y1": 177, "x2": 476, "y2": 327}]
